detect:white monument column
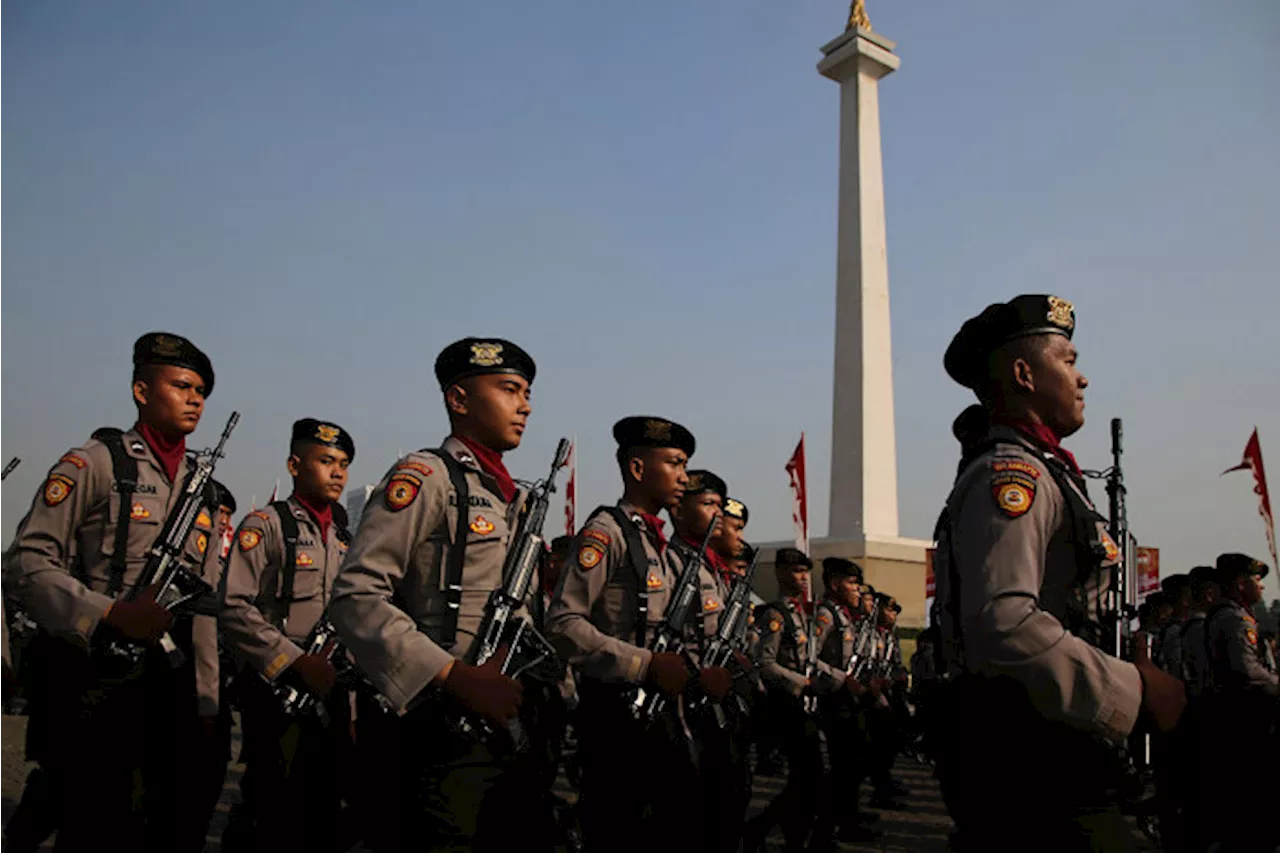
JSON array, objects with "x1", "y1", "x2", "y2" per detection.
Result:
[{"x1": 819, "y1": 15, "x2": 901, "y2": 542}]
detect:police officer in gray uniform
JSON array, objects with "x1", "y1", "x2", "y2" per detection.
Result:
[{"x1": 932, "y1": 295, "x2": 1186, "y2": 851}]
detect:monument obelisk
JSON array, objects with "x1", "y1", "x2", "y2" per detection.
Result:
[
  {"x1": 755, "y1": 2, "x2": 929, "y2": 625},
  {"x1": 821, "y1": 0, "x2": 901, "y2": 543}
]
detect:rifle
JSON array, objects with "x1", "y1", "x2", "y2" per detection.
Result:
[
  {"x1": 273, "y1": 615, "x2": 347, "y2": 721},
  {"x1": 693, "y1": 546, "x2": 761, "y2": 727},
  {"x1": 2, "y1": 457, "x2": 20, "y2": 481},
  {"x1": 630, "y1": 515, "x2": 719, "y2": 725},
  {"x1": 101, "y1": 412, "x2": 239, "y2": 669},
  {"x1": 1105, "y1": 418, "x2": 1129, "y2": 659},
  {"x1": 454, "y1": 438, "x2": 572, "y2": 747},
  {"x1": 846, "y1": 598, "x2": 881, "y2": 683}
]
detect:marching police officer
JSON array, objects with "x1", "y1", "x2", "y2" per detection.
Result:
[
  {"x1": 546, "y1": 416, "x2": 708, "y2": 853},
  {"x1": 4, "y1": 332, "x2": 223, "y2": 852},
  {"x1": 933, "y1": 296, "x2": 1185, "y2": 850},
  {"x1": 218, "y1": 418, "x2": 356, "y2": 851},
  {"x1": 327, "y1": 338, "x2": 554, "y2": 853}
]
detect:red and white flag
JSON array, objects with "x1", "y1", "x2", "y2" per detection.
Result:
[
  {"x1": 786, "y1": 434, "x2": 809, "y2": 555},
  {"x1": 268, "y1": 478, "x2": 280, "y2": 504},
  {"x1": 564, "y1": 438, "x2": 577, "y2": 537},
  {"x1": 1223, "y1": 428, "x2": 1277, "y2": 571}
]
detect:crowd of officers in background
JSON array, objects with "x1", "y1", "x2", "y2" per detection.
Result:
[{"x1": 0, "y1": 332, "x2": 922, "y2": 853}]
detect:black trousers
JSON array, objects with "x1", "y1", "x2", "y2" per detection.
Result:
[
  {"x1": 693, "y1": 700, "x2": 753, "y2": 853},
  {"x1": 356, "y1": 691, "x2": 560, "y2": 853},
  {"x1": 935, "y1": 675, "x2": 1138, "y2": 853},
  {"x1": 24, "y1": 629, "x2": 211, "y2": 853},
  {"x1": 748, "y1": 691, "x2": 823, "y2": 850},
  {"x1": 816, "y1": 693, "x2": 869, "y2": 832},
  {"x1": 232, "y1": 676, "x2": 352, "y2": 852},
  {"x1": 574, "y1": 682, "x2": 704, "y2": 853}
]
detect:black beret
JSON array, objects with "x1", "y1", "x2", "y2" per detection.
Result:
[
  {"x1": 822, "y1": 557, "x2": 864, "y2": 585},
  {"x1": 1145, "y1": 591, "x2": 1169, "y2": 609},
  {"x1": 944, "y1": 295, "x2": 1076, "y2": 390},
  {"x1": 133, "y1": 332, "x2": 215, "y2": 397},
  {"x1": 723, "y1": 497, "x2": 749, "y2": 525},
  {"x1": 1188, "y1": 565, "x2": 1217, "y2": 589},
  {"x1": 292, "y1": 418, "x2": 356, "y2": 461},
  {"x1": 612, "y1": 416, "x2": 696, "y2": 458},
  {"x1": 775, "y1": 547, "x2": 812, "y2": 569},
  {"x1": 861, "y1": 585, "x2": 877, "y2": 597},
  {"x1": 684, "y1": 470, "x2": 727, "y2": 502},
  {"x1": 211, "y1": 479, "x2": 236, "y2": 514},
  {"x1": 886, "y1": 598, "x2": 902, "y2": 614},
  {"x1": 434, "y1": 337, "x2": 536, "y2": 391},
  {"x1": 1160, "y1": 574, "x2": 1190, "y2": 594},
  {"x1": 1216, "y1": 552, "x2": 1269, "y2": 582}
]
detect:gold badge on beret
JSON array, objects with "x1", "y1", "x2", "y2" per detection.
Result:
[
  {"x1": 315, "y1": 424, "x2": 339, "y2": 443},
  {"x1": 469, "y1": 342, "x2": 504, "y2": 367},
  {"x1": 151, "y1": 334, "x2": 184, "y2": 358},
  {"x1": 687, "y1": 473, "x2": 704, "y2": 491},
  {"x1": 644, "y1": 419, "x2": 672, "y2": 441},
  {"x1": 43, "y1": 474, "x2": 76, "y2": 507},
  {"x1": 725, "y1": 498, "x2": 745, "y2": 518},
  {"x1": 1046, "y1": 296, "x2": 1075, "y2": 331}
]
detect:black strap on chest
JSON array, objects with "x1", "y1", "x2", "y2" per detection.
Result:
[
  {"x1": 432, "y1": 450, "x2": 471, "y2": 648},
  {"x1": 272, "y1": 501, "x2": 300, "y2": 632},
  {"x1": 91, "y1": 427, "x2": 138, "y2": 596},
  {"x1": 273, "y1": 500, "x2": 352, "y2": 633},
  {"x1": 589, "y1": 505, "x2": 651, "y2": 648}
]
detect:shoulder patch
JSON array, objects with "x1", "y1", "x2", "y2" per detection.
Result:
[
  {"x1": 385, "y1": 473, "x2": 422, "y2": 511},
  {"x1": 59, "y1": 453, "x2": 88, "y2": 470},
  {"x1": 196, "y1": 510, "x2": 212, "y2": 529},
  {"x1": 578, "y1": 542, "x2": 604, "y2": 569},
  {"x1": 43, "y1": 473, "x2": 76, "y2": 507},
  {"x1": 816, "y1": 611, "x2": 832, "y2": 627},
  {"x1": 768, "y1": 616, "x2": 783, "y2": 633},
  {"x1": 582, "y1": 529, "x2": 611, "y2": 548},
  {"x1": 1245, "y1": 627, "x2": 1258, "y2": 647},
  {"x1": 991, "y1": 462, "x2": 1037, "y2": 518},
  {"x1": 239, "y1": 528, "x2": 263, "y2": 552},
  {"x1": 397, "y1": 460, "x2": 434, "y2": 478}
]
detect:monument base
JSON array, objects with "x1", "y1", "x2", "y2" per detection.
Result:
[{"x1": 751, "y1": 535, "x2": 932, "y2": 629}]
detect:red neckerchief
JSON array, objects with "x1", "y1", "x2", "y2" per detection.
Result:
[
  {"x1": 678, "y1": 532, "x2": 732, "y2": 583},
  {"x1": 993, "y1": 416, "x2": 1082, "y2": 477},
  {"x1": 453, "y1": 435, "x2": 518, "y2": 503},
  {"x1": 293, "y1": 492, "x2": 334, "y2": 543},
  {"x1": 638, "y1": 511, "x2": 668, "y2": 551},
  {"x1": 136, "y1": 422, "x2": 186, "y2": 483}
]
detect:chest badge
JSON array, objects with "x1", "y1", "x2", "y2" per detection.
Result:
[
  {"x1": 702, "y1": 597, "x2": 720, "y2": 612},
  {"x1": 469, "y1": 515, "x2": 496, "y2": 535},
  {"x1": 296, "y1": 552, "x2": 315, "y2": 567},
  {"x1": 196, "y1": 533, "x2": 208, "y2": 554},
  {"x1": 646, "y1": 573, "x2": 664, "y2": 590},
  {"x1": 130, "y1": 503, "x2": 151, "y2": 520},
  {"x1": 768, "y1": 617, "x2": 783, "y2": 633}
]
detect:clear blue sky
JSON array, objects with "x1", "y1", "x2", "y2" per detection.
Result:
[{"x1": 4, "y1": 0, "x2": 1278, "y2": 601}]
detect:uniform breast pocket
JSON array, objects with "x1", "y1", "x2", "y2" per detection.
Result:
[
  {"x1": 465, "y1": 510, "x2": 504, "y2": 544},
  {"x1": 285, "y1": 550, "x2": 324, "y2": 601},
  {"x1": 101, "y1": 493, "x2": 164, "y2": 564}
]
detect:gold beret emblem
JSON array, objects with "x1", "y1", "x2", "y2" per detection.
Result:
[
  {"x1": 687, "y1": 473, "x2": 704, "y2": 490},
  {"x1": 1046, "y1": 296, "x2": 1075, "y2": 331},
  {"x1": 725, "y1": 498, "x2": 745, "y2": 518},
  {"x1": 315, "y1": 424, "x2": 340, "y2": 443},
  {"x1": 151, "y1": 334, "x2": 183, "y2": 358},
  {"x1": 644, "y1": 419, "x2": 672, "y2": 441},
  {"x1": 469, "y1": 343, "x2": 504, "y2": 367}
]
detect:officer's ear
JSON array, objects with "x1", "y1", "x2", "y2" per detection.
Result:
[
  {"x1": 627, "y1": 452, "x2": 646, "y2": 484},
  {"x1": 286, "y1": 453, "x2": 302, "y2": 478},
  {"x1": 445, "y1": 382, "x2": 469, "y2": 419},
  {"x1": 132, "y1": 365, "x2": 155, "y2": 410}
]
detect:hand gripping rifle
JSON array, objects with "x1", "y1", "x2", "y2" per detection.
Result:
[
  {"x1": 455, "y1": 438, "x2": 572, "y2": 747},
  {"x1": 693, "y1": 546, "x2": 762, "y2": 727},
  {"x1": 273, "y1": 615, "x2": 347, "y2": 721},
  {"x1": 630, "y1": 515, "x2": 719, "y2": 725},
  {"x1": 103, "y1": 412, "x2": 239, "y2": 669}
]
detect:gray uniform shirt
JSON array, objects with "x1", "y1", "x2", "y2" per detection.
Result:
[
  {"x1": 328, "y1": 437, "x2": 527, "y2": 713},
  {"x1": 1206, "y1": 599, "x2": 1278, "y2": 696},
  {"x1": 546, "y1": 501, "x2": 678, "y2": 685},
  {"x1": 935, "y1": 428, "x2": 1142, "y2": 744},
  {"x1": 218, "y1": 496, "x2": 348, "y2": 680}
]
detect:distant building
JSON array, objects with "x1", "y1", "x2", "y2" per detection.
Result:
[{"x1": 345, "y1": 484, "x2": 376, "y2": 532}]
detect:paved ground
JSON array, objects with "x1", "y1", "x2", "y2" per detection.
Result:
[{"x1": 2, "y1": 713, "x2": 1153, "y2": 852}]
